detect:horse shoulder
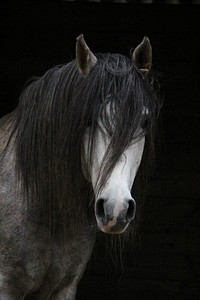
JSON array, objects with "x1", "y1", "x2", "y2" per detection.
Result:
[{"x1": 0, "y1": 111, "x2": 16, "y2": 154}]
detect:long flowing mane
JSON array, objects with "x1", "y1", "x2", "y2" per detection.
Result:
[{"x1": 10, "y1": 53, "x2": 159, "y2": 235}]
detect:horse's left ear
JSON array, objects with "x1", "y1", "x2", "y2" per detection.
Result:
[
  {"x1": 132, "y1": 36, "x2": 152, "y2": 76},
  {"x1": 76, "y1": 34, "x2": 97, "y2": 76}
]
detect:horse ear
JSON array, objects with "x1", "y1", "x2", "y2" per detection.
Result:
[
  {"x1": 76, "y1": 34, "x2": 97, "y2": 76},
  {"x1": 132, "y1": 36, "x2": 152, "y2": 76}
]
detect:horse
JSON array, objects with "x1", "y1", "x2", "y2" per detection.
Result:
[{"x1": 0, "y1": 34, "x2": 159, "y2": 299}]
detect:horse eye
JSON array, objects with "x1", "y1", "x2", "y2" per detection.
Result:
[
  {"x1": 141, "y1": 116, "x2": 150, "y2": 130},
  {"x1": 87, "y1": 120, "x2": 92, "y2": 127},
  {"x1": 142, "y1": 119, "x2": 148, "y2": 129}
]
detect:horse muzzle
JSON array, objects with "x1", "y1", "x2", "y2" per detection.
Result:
[{"x1": 95, "y1": 197, "x2": 136, "y2": 234}]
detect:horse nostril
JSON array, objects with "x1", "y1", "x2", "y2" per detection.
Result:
[
  {"x1": 126, "y1": 199, "x2": 136, "y2": 221},
  {"x1": 96, "y1": 198, "x2": 136, "y2": 226},
  {"x1": 96, "y1": 198, "x2": 105, "y2": 219}
]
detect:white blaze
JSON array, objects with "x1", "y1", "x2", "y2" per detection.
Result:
[{"x1": 83, "y1": 122, "x2": 145, "y2": 204}]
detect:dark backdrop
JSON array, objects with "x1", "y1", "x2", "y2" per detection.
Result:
[{"x1": 1, "y1": 2, "x2": 200, "y2": 299}]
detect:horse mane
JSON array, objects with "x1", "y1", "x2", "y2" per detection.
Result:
[{"x1": 11, "y1": 53, "x2": 160, "y2": 236}]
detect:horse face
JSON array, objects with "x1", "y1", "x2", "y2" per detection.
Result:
[{"x1": 83, "y1": 121, "x2": 145, "y2": 234}]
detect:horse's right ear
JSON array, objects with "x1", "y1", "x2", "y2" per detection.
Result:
[
  {"x1": 132, "y1": 36, "x2": 152, "y2": 76},
  {"x1": 76, "y1": 34, "x2": 97, "y2": 76}
]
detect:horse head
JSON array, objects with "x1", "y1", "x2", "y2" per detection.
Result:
[{"x1": 77, "y1": 34, "x2": 152, "y2": 234}]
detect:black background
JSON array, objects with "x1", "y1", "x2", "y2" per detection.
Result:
[{"x1": 1, "y1": 2, "x2": 200, "y2": 299}]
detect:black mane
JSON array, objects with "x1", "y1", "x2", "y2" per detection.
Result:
[{"x1": 11, "y1": 53, "x2": 159, "y2": 235}]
